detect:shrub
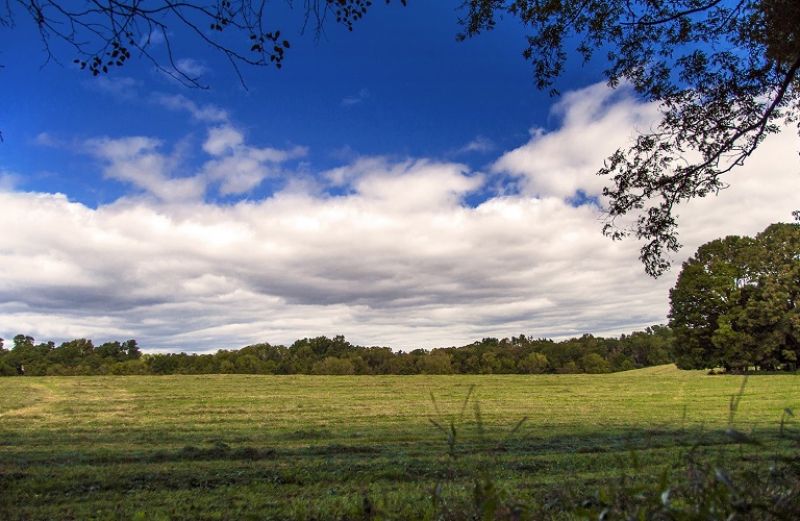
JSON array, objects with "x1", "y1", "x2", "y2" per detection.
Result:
[
  {"x1": 519, "y1": 352, "x2": 550, "y2": 374},
  {"x1": 311, "y1": 356, "x2": 355, "y2": 375}
]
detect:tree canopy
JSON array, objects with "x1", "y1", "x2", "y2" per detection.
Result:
[
  {"x1": 459, "y1": 0, "x2": 800, "y2": 275},
  {"x1": 0, "y1": 327, "x2": 675, "y2": 376},
  {"x1": 670, "y1": 222, "x2": 800, "y2": 371}
]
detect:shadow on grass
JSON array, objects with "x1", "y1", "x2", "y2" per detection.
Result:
[{"x1": 1, "y1": 379, "x2": 798, "y2": 520}]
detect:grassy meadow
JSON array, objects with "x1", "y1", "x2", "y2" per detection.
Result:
[{"x1": 1, "y1": 366, "x2": 798, "y2": 519}]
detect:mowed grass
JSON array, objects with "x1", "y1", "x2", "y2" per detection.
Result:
[{"x1": 0, "y1": 366, "x2": 798, "y2": 520}]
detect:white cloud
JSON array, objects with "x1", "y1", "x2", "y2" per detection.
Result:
[
  {"x1": 323, "y1": 156, "x2": 389, "y2": 187},
  {"x1": 353, "y1": 160, "x2": 480, "y2": 209},
  {"x1": 341, "y1": 88, "x2": 370, "y2": 107},
  {"x1": 84, "y1": 76, "x2": 140, "y2": 99},
  {"x1": 492, "y1": 82, "x2": 660, "y2": 199},
  {"x1": 1, "y1": 85, "x2": 797, "y2": 351},
  {"x1": 139, "y1": 29, "x2": 166, "y2": 48},
  {"x1": 33, "y1": 132, "x2": 62, "y2": 148},
  {"x1": 201, "y1": 125, "x2": 308, "y2": 195},
  {"x1": 0, "y1": 171, "x2": 18, "y2": 192},
  {"x1": 456, "y1": 136, "x2": 495, "y2": 155},
  {"x1": 671, "y1": 128, "x2": 799, "y2": 250},
  {"x1": 87, "y1": 136, "x2": 206, "y2": 202},
  {"x1": 203, "y1": 126, "x2": 245, "y2": 156},
  {"x1": 175, "y1": 58, "x2": 208, "y2": 77},
  {"x1": 2, "y1": 173, "x2": 645, "y2": 350},
  {"x1": 84, "y1": 125, "x2": 307, "y2": 200},
  {"x1": 154, "y1": 93, "x2": 229, "y2": 123}
]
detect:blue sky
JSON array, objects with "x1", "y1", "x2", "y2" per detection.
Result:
[
  {"x1": 0, "y1": 2, "x2": 797, "y2": 351},
  {"x1": 2, "y1": 2, "x2": 570, "y2": 205}
]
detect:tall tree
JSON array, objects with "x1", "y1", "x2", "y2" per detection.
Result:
[
  {"x1": 669, "y1": 223, "x2": 800, "y2": 371},
  {"x1": 670, "y1": 234, "x2": 757, "y2": 370},
  {"x1": 739, "y1": 223, "x2": 800, "y2": 369}
]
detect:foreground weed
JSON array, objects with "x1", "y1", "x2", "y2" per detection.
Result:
[
  {"x1": 427, "y1": 386, "x2": 530, "y2": 520},
  {"x1": 414, "y1": 378, "x2": 800, "y2": 521},
  {"x1": 577, "y1": 378, "x2": 800, "y2": 520}
]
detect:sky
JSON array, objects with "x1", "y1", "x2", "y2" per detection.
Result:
[{"x1": 0, "y1": 2, "x2": 798, "y2": 352}]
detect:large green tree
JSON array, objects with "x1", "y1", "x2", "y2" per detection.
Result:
[
  {"x1": 670, "y1": 223, "x2": 800, "y2": 371},
  {"x1": 735, "y1": 223, "x2": 800, "y2": 369}
]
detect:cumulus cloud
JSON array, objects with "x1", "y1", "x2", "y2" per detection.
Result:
[
  {"x1": 492, "y1": 83, "x2": 660, "y2": 199},
  {"x1": 671, "y1": 128, "x2": 799, "y2": 249},
  {"x1": 203, "y1": 126, "x2": 245, "y2": 155},
  {"x1": 323, "y1": 156, "x2": 389, "y2": 187},
  {"x1": 323, "y1": 157, "x2": 479, "y2": 207},
  {"x1": 1, "y1": 84, "x2": 797, "y2": 351},
  {"x1": 201, "y1": 125, "x2": 307, "y2": 195},
  {"x1": 0, "y1": 171, "x2": 645, "y2": 350},
  {"x1": 87, "y1": 136, "x2": 206, "y2": 202},
  {"x1": 84, "y1": 125, "x2": 307, "y2": 200}
]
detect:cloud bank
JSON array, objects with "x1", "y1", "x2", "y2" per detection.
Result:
[{"x1": 1, "y1": 84, "x2": 797, "y2": 351}]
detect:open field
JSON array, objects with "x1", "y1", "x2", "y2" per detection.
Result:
[{"x1": 1, "y1": 366, "x2": 798, "y2": 519}]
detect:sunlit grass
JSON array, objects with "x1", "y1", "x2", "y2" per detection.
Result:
[{"x1": 0, "y1": 366, "x2": 797, "y2": 519}]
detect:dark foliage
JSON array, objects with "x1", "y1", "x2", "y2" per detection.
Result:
[
  {"x1": 670, "y1": 222, "x2": 800, "y2": 371},
  {"x1": 0, "y1": 325, "x2": 674, "y2": 376}
]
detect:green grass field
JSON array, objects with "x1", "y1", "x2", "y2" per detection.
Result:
[{"x1": 1, "y1": 366, "x2": 798, "y2": 520}]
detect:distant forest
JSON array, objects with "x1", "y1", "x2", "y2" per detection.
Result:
[{"x1": 0, "y1": 327, "x2": 674, "y2": 376}]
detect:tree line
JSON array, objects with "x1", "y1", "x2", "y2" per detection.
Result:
[
  {"x1": 2, "y1": 223, "x2": 796, "y2": 377},
  {"x1": 0, "y1": 326, "x2": 674, "y2": 376}
]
